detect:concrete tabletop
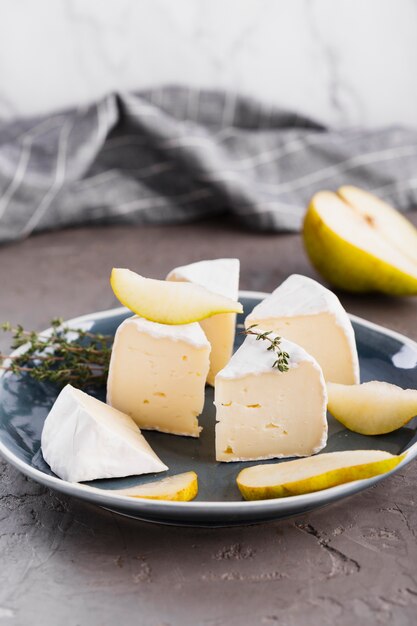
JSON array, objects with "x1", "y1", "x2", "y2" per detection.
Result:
[{"x1": 1, "y1": 218, "x2": 417, "y2": 626}]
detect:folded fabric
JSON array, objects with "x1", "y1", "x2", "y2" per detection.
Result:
[{"x1": 0, "y1": 87, "x2": 416, "y2": 243}]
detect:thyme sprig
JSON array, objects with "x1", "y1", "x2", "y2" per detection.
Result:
[
  {"x1": 244, "y1": 324, "x2": 290, "y2": 372},
  {"x1": 0, "y1": 318, "x2": 113, "y2": 389}
]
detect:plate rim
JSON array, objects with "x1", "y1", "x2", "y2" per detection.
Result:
[{"x1": 1, "y1": 289, "x2": 416, "y2": 515}]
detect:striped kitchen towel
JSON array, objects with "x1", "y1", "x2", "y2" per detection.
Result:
[{"x1": 0, "y1": 86, "x2": 416, "y2": 243}]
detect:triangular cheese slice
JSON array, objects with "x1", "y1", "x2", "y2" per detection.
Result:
[
  {"x1": 215, "y1": 334, "x2": 328, "y2": 462},
  {"x1": 246, "y1": 274, "x2": 359, "y2": 384},
  {"x1": 167, "y1": 259, "x2": 240, "y2": 385},
  {"x1": 41, "y1": 384, "x2": 167, "y2": 482},
  {"x1": 107, "y1": 316, "x2": 211, "y2": 437}
]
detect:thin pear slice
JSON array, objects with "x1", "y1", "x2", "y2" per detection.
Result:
[
  {"x1": 303, "y1": 189, "x2": 417, "y2": 295},
  {"x1": 110, "y1": 268, "x2": 243, "y2": 324},
  {"x1": 237, "y1": 450, "x2": 402, "y2": 500},
  {"x1": 327, "y1": 381, "x2": 417, "y2": 435},
  {"x1": 106, "y1": 472, "x2": 198, "y2": 501}
]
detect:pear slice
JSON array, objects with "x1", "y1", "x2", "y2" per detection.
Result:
[
  {"x1": 237, "y1": 450, "x2": 402, "y2": 500},
  {"x1": 327, "y1": 381, "x2": 417, "y2": 435},
  {"x1": 110, "y1": 268, "x2": 243, "y2": 324},
  {"x1": 303, "y1": 187, "x2": 417, "y2": 295},
  {"x1": 107, "y1": 471, "x2": 198, "y2": 501}
]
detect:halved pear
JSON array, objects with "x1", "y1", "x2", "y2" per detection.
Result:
[
  {"x1": 338, "y1": 186, "x2": 417, "y2": 266},
  {"x1": 237, "y1": 450, "x2": 402, "y2": 500},
  {"x1": 327, "y1": 381, "x2": 417, "y2": 435},
  {"x1": 108, "y1": 471, "x2": 198, "y2": 501},
  {"x1": 303, "y1": 187, "x2": 417, "y2": 295},
  {"x1": 110, "y1": 268, "x2": 242, "y2": 324}
]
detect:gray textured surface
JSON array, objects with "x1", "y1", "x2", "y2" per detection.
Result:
[{"x1": 1, "y1": 218, "x2": 417, "y2": 626}]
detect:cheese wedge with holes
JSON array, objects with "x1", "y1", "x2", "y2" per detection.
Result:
[
  {"x1": 107, "y1": 316, "x2": 210, "y2": 437},
  {"x1": 245, "y1": 274, "x2": 359, "y2": 384},
  {"x1": 41, "y1": 384, "x2": 167, "y2": 482},
  {"x1": 167, "y1": 259, "x2": 240, "y2": 386},
  {"x1": 214, "y1": 334, "x2": 328, "y2": 462}
]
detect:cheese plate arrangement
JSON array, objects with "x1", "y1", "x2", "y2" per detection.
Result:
[{"x1": 1, "y1": 260, "x2": 417, "y2": 527}]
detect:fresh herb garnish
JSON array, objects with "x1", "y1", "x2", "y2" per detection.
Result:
[
  {"x1": 0, "y1": 319, "x2": 112, "y2": 389},
  {"x1": 244, "y1": 324, "x2": 290, "y2": 372}
]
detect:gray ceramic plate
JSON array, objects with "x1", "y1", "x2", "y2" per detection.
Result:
[{"x1": 1, "y1": 291, "x2": 417, "y2": 527}]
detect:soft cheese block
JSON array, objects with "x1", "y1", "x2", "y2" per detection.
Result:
[
  {"x1": 215, "y1": 335, "x2": 328, "y2": 462},
  {"x1": 245, "y1": 274, "x2": 359, "y2": 384},
  {"x1": 41, "y1": 384, "x2": 167, "y2": 482},
  {"x1": 167, "y1": 259, "x2": 240, "y2": 386},
  {"x1": 107, "y1": 316, "x2": 211, "y2": 437}
]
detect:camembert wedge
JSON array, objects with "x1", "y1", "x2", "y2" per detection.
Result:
[
  {"x1": 107, "y1": 316, "x2": 211, "y2": 437},
  {"x1": 41, "y1": 384, "x2": 167, "y2": 482},
  {"x1": 245, "y1": 274, "x2": 359, "y2": 384},
  {"x1": 167, "y1": 258, "x2": 240, "y2": 385},
  {"x1": 214, "y1": 334, "x2": 327, "y2": 462}
]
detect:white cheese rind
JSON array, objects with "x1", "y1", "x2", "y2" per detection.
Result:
[
  {"x1": 245, "y1": 274, "x2": 360, "y2": 384},
  {"x1": 41, "y1": 384, "x2": 167, "y2": 483},
  {"x1": 166, "y1": 258, "x2": 239, "y2": 300},
  {"x1": 127, "y1": 316, "x2": 209, "y2": 348},
  {"x1": 167, "y1": 258, "x2": 240, "y2": 386},
  {"x1": 107, "y1": 316, "x2": 211, "y2": 437},
  {"x1": 215, "y1": 335, "x2": 328, "y2": 462},
  {"x1": 217, "y1": 334, "x2": 315, "y2": 379}
]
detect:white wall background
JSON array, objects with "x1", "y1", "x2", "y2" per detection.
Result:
[{"x1": 0, "y1": 0, "x2": 416, "y2": 127}]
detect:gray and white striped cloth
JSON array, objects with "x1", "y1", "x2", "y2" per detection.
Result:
[{"x1": 1, "y1": 87, "x2": 417, "y2": 244}]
